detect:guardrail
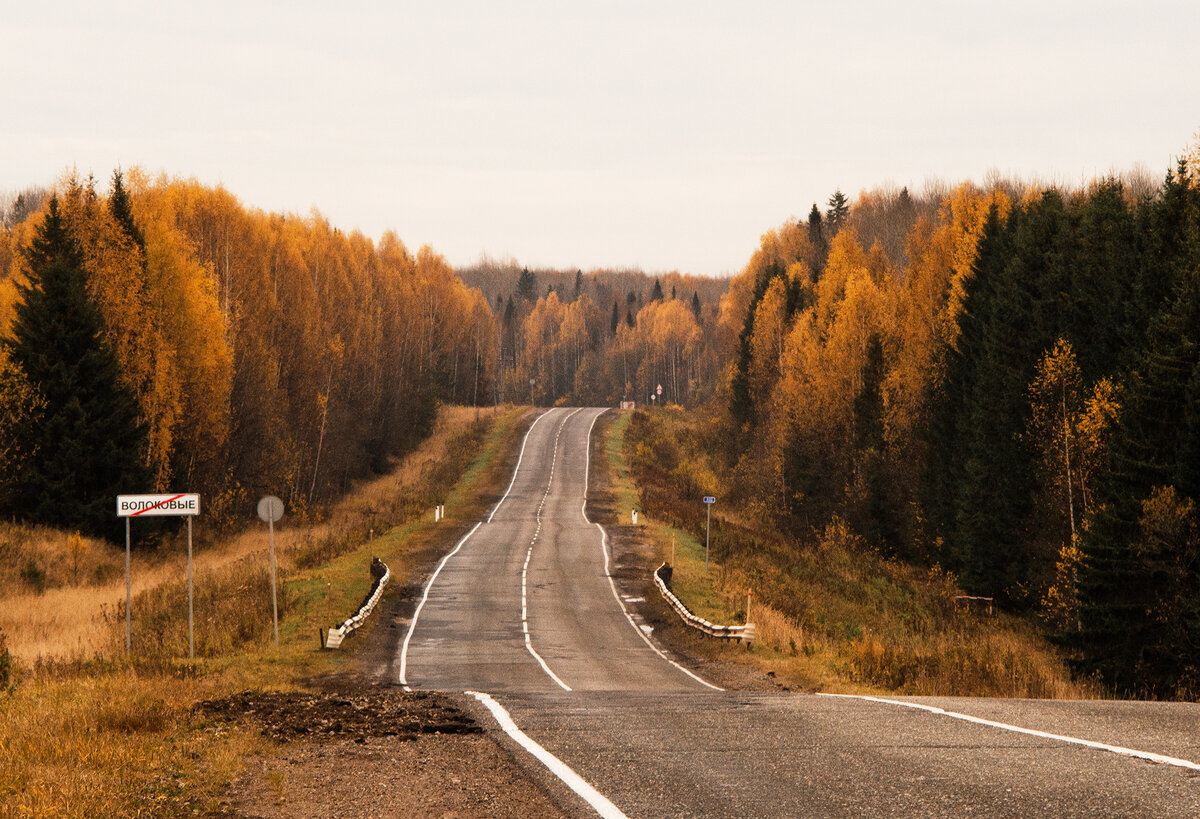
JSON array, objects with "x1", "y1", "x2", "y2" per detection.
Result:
[
  {"x1": 653, "y1": 563, "x2": 755, "y2": 643},
  {"x1": 325, "y1": 558, "x2": 390, "y2": 649}
]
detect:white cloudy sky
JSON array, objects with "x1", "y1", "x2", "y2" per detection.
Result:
[{"x1": 3, "y1": 1, "x2": 1196, "y2": 276}]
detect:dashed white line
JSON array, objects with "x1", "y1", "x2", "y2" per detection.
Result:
[
  {"x1": 820, "y1": 693, "x2": 1200, "y2": 771},
  {"x1": 400, "y1": 409, "x2": 551, "y2": 688},
  {"x1": 467, "y1": 691, "x2": 629, "y2": 819}
]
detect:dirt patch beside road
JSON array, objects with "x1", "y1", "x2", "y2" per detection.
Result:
[{"x1": 203, "y1": 682, "x2": 567, "y2": 818}]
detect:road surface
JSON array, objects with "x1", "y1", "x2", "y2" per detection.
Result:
[{"x1": 399, "y1": 407, "x2": 1200, "y2": 817}]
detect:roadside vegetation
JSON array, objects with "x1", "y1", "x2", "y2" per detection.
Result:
[
  {"x1": 613, "y1": 408, "x2": 1096, "y2": 698},
  {"x1": 0, "y1": 405, "x2": 525, "y2": 817}
]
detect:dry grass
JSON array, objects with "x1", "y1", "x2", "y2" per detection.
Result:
[
  {"x1": 0, "y1": 672, "x2": 266, "y2": 817},
  {"x1": 0, "y1": 405, "x2": 500, "y2": 668},
  {"x1": 0, "y1": 404, "x2": 529, "y2": 817},
  {"x1": 614, "y1": 409, "x2": 1100, "y2": 698}
]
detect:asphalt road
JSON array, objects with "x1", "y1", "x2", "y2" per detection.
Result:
[{"x1": 399, "y1": 407, "x2": 1200, "y2": 817}]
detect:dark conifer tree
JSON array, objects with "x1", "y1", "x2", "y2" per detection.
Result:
[
  {"x1": 610, "y1": 300, "x2": 620, "y2": 335},
  {"x1": 826, "y1": 189, "x2": 850, "y2": 234},
  {"x1": 1076, "y1": 239, "x2": 1200, "y2": 696},
  {"x1": 807, "y1": 203, "x2": 828, "y2": 274},
  {"x1": 691, "y1": 291, "x2": 702, "y2": 322},
  {"x1": 108, "y1": 169, "x2": 144, "y2": 254},
  {"x1": 516, "y1": 267, "x2": 537, "y2": 301},
  {"x1": 2, "y1": 198, "x2": 152, "y2": 540},
  {"x1": 651, "y1": 279, "x2": 664, "y2": 302}
]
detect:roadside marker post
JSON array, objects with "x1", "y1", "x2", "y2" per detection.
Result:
[
  {"x1": 116, "y1": 494, "x2": 201, "y2": 657},
  {"x1": 703, "y1": 496, "x2": 716, "y2": 572},
  {"x1": 257, "y1": 496, "x2": 285, "y2": 648}
]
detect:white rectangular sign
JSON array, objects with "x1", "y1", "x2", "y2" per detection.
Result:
[{"x1": 117, "y1": 493, "x2": 200, "y2": 518}]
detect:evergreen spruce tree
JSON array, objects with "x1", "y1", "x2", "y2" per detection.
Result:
[
  {"x1": 2, "y1": 198, "x2": 152, "y2": 540},
  {"x1": 1076, "y1": 263, "x2": 1200, "y2": 695},
  {"x1": 650, "y1": 279, "x2": 664, "y2": 302},
  {"x1": 516, "y1": 267, "x2": 536, "y2": 301},
  {"x1": 108, "y1": 169, "x2": 145, "y2": 254},
  {"x1": 610, "y1": 301, "x2": 620, "y2": 336},
  {"x1": 807, "y1": 204, "x2": 828, "y2": 274},
  {"x1": 691, "y1": 291, "x2": 702, "y2": 322},
  {"x1": 826, "y1": 190, "x2": 850, "y2": 234}
]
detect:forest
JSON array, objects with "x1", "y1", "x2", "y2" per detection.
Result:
[
  {"x1": 0, "y1": 170, "x2": 496, "y2": 537},
  {"x1": 2, "y1": 140, "x2": 1199, "y2": 696},
  {"x1": 712, "y1": 158, "x2": 1200, "y2": 698}
]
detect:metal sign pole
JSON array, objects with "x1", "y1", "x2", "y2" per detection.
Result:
[
  {"x1": 702, "y1": 496, "x2": 717, "y2": 573},
  {"x1": 117, "y1": 493, "x2": 202, "y2": 660},
  {"x1": 187, "y1": 516, "x2": 194, "y2": 659},
  {"x1": 125, "y1": 517, "x2": 131, "y2": 653},
  {"x1": 705, "y1": 502, "x2": 711, "y2": 573},
  {"x1": 268, "y1": 515, "x2": 279, "y2": 648}
]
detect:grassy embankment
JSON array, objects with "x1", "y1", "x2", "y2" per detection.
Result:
[
  {"x1": 0, "y1": 405, "x2": 527, "y2": 817},
  {"x1": 609, "y1": 408, "x2": 1097, "y2": 698}
]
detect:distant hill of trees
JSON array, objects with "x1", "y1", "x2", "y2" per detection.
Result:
[{"x1": 457, "y1": 258, "x2": 730, "y2": 407}]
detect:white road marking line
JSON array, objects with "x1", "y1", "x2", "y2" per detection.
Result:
[
  {"x1": 398, "y1": 521, "x2": 483, "y2": 688},
  {"x1": 400, "y1": 409, "x2": 552, "y2": 688},
  {"x1": 819, "y1": 693, "x2": 1200, "y2": 771},
  {"x1": 489, "y1": 409, "x2": 552, "y2": 523},
  {"x1": 582, "y1": 409, "x2": 724, "y2": 692},
  {"x1": 467, "y1": 691, "x2": 629, "y2": 819},
  {"x1": 520, "y1": 408, "x2": 580, "y2": 690}
]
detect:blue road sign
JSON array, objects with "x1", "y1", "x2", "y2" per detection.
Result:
[{"x1": 703, "y1": 496, "x2": 716, "y2": 504}]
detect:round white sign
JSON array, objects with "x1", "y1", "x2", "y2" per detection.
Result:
[{"x1": 257, "y1": 495, "x2": 285, "y2": 523}]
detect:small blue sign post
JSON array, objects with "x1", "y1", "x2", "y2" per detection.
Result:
[{"x1": 703, "y1": 496, "x2": 716, "y2": 572}]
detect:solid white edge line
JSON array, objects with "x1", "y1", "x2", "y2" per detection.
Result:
[
  {"x1": 520, "y1": 409, "x2": 580, "y2": 691},
  {"x1": 467, "y1": 691, "x2": 629, "y2": 819},
  {"x1": 398, "y1": 520, "x2": 483, "y2": 687},
  {"x1": 401, "y1": 408, "x2": 555, "y2": 687},
  {"x1": 488, "y1": 408, "x2": 553, "y2": 523},
  {"x1": 818, "y1": 693, "x2": 1200, "y2": 771},
  {"x1": 581, "y1": 409, "x2": 724, "y2": 692}
]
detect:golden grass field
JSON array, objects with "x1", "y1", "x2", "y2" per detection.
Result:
[
  {"x1": 0, "y1": 404, "x2": 525, "y2": 817},
  {"x1": 0, "y1": 406, "x2": 499, "y2": 667}
]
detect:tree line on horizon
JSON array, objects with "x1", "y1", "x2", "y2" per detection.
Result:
[{"x1": 456, "y1": 260, "x2": 726, "y2": 408}]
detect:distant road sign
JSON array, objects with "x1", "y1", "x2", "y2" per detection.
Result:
[
  {"x1": 656, "y1": 384, "x2": 663, "y2": 396},
  {"x1": 117, "y1": 493, "x2": 200, "y2": 517},
  {"x1": 703, "y1": 496, "x2": 716, "y2": 504},
  {"x1": 257, "y1": 495, "x2": 285, "y2": 524}
]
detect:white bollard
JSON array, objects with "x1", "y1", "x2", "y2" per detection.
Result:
[{"x1": 632, "y1": 509, "x2": 638, "y2": 524}]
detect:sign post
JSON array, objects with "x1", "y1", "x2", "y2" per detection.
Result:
[
  {"x1": 117, "y1": 493, "x2": 201, "y2": 656},
  {"x1": 257, "y1": 495, "x2": 285, "y2": 648},
  {"x1": 703, "y1": 496, "x2": 716, "y2": 572}
]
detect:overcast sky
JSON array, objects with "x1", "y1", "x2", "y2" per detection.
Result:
[{"x1": 3, "y1": 1, "x2": 1197, "y2": 277}]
